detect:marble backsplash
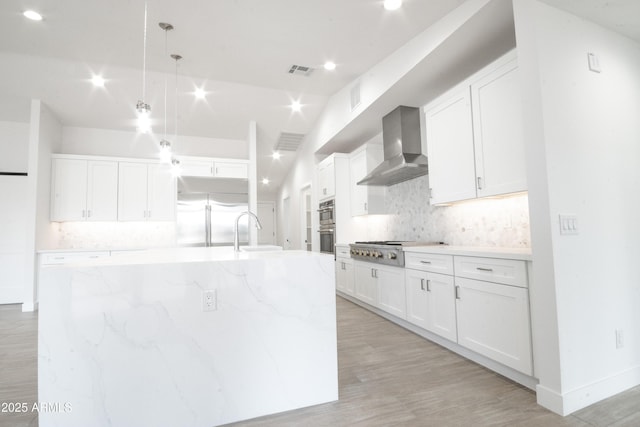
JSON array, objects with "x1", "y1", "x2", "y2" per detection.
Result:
[
  {"x1": 52, "y1": 222, "x2": 177, "y2": 249},
  {"x1": 383, "y1": 175, "x2": 531, "y2": 247}
]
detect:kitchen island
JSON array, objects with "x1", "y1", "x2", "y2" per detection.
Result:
[{"x1": 37, "y1": 247, "x2": 338, "y2": 427}]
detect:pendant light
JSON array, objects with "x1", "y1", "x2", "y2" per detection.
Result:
[
  {"x1": 170, "y1": 53, "x2": 183, "y2": 176},
  {"x1": 136, "y1": 1, "x2": 151, "y2": 133},
  {"x1": 158, "y1": 22, "x2": 174, "y2": 162}
]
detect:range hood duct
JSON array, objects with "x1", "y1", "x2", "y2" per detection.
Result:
[{"x1": 357, "y1": 106, "x2": 428, "y2": 186}]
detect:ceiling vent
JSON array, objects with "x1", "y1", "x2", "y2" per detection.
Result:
[
  {"x1": 288, "y1": 65, "x2": 314, "y2": 77},
  {"x1": 275, "y1": 132, "x2": 305, "y2": 151}
]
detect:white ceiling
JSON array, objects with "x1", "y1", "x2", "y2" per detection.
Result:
[{"x1": 0, "y1": 0, "x2": 638, "y2": 196}]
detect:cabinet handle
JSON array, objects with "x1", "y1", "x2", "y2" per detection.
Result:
[
  {"x1": 455, "y1": 285, "x2": 461, "y2": 300},
  {"x1": 476, "y1": 267, "x2": 493, "y2": 272},
  {"x1": 477, "y1": 176, "x2": 483, "y2": 190},
  {"x1": 420, "y1": 260, "x2": 432, "y2": 264},
  {"x1": 87, "y1": 210, "x2": 92, "y2": 218},
  {"x1": 426, "y1": 279, "x2": 431, "y2": 292},
  {"x1": 371, "y1": 268, "x2": 378, "y2": 278},
  {"x1": 429, "y1": 188, "x2": 433, "y2": 199},
  {"x1": 211, "y1": 166, "x2": 214, "y2": 175},
  {"x1": 82, "y1": 210, "x2": 86, "y2": 218},
  {"x1": 364, "y1": 202, "x2": 367, "y2": 211},
  {"x1": 420, "y1": 278, "x2": 425, "y2": 291}
]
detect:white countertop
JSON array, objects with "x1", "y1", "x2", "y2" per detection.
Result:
[
  {"x1": 403, "y1": 245, "x2": 532, "y2": 261},
  {"x1": 41, "y1": 246, "x2": 330, "y2": 267},
  {"x1": 336, "y1": 242, "x2": 532, "y2": 261}
]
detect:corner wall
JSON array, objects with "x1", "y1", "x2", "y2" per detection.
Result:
[{"x1": 514, "y1": 0, "x2": 640, "y2": 414}]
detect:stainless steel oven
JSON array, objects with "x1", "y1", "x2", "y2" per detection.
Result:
[{"x1": 318, "y1": 199, "x2": 335, "y2": 254}]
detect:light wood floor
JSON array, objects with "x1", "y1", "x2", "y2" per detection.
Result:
[{"x1": 1, "y1": 298, "x2": 638, "y2": 427}]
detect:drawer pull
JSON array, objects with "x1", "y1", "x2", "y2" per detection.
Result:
[
  {"x1": 419, "y1": 260, "x2": 432, "y2": 264},
  {"x1": 476, "y1": 267, "x2": 494, "y2": 272}
]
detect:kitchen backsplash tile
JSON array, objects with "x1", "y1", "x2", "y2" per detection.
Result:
[
  {"x1": 54, "y1": 222, "x2": 176, "y2": 249},
  {"x1": 384, "y1": 175, "x2": 530, "y2": 247}
]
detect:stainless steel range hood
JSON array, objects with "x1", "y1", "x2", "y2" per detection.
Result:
[{"x1": 357, "y1": 106, "x2": 428, "y2": 186}]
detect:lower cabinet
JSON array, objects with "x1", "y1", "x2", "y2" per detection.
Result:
[
  {"x1": 405, "y1": 269, "x2": 457, "y2": 342},
  {"x1": 336, "y1": 258, "x2": 355, "y2": 296},
  {"x1": 345, "y1": 250, "x2": 533, "y2": 378},
  {"x1": 455, "y1": 276, "x2": 532, "y2": 375},
  {"x1": 353, "y1": 261, "x2": 405, "y2": 318}
]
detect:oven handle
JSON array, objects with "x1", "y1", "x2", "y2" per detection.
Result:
[
  {"x1": 318, "y1": 229, "x2": 335, "y2": 233},
  {"x1": 317, "y1": 208, "x2": 333, "y2": 213}
]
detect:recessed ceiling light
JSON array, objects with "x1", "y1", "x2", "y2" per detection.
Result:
[
  {"x1": 194, "y1": 88, "x2": 206, "y2": 99},
  {"x1": 291, "y1": 100, "x2": 302, "y2": 112},
  {"x1": 383, "y1": 0, "x2": 402, "y2": 11},
  {"x1": 324, "y1": 61, "x2": 336, "y2": 71},
  {"x1": 272, "y1": 152, "x2": 281, "y2": 160},
  {"x1": 23, "y1": 10, "x2": 43, "y2": 21},
  {"x1": 91, "y1": 75, "x2": 105, "y2": 87},
  {"x1": 262, "y1": 178, "x2": 270, "y2": 185}
]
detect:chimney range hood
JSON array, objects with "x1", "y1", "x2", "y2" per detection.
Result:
[{"x1": 357, "y1": 106, "x2": 428, "y2": 186}]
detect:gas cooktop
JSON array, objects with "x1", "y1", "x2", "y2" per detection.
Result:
[{"x1": 349, "y1": 241, "x2": 445, "y2": 267}]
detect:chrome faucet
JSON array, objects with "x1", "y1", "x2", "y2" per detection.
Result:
[{"x1": 234, "y1": 211, "x2": 263, "y2": 252}]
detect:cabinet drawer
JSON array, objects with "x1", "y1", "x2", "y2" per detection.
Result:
[
  {"x1": 40, "y1": 251, "x2": 110, "y2": 265},
  {"x1": 335, "y1": 245, "x2": 351, "y2": 259},
  {"x1": 405, "y1": 252, "x2": 454, "y2": 275},
  {"x1": 454, "y1": 256, "x2": 527, "y2": 287}
]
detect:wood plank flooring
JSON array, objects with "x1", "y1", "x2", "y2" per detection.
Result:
[{"x1": 0, "y1": 297, "x2": 638, "y2": 427}]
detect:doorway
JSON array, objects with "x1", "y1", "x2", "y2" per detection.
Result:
[
  {"x1": 282, "y1": 196, "x2": 291, "y2": 249},
  {"x1": 257, "y1": 201, "x2": 276, "y2": 245},
  {"x1": 300, "y1": 185, "x2": 312, "y2": 251}
]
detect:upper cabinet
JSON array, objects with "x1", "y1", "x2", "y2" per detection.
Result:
[
  {"x1": 118, "y1": 162, "x2": 176, "y2": 221},
  {"x1": 424, "y1": 51, "x2": 527, "y2": 205},
  {"x1": 349, "y1": 143, "x2": 385, "y2": 216},
  {"x1": 51, "y1": 157, "x2": 118, "y2": 221},
  {"x1": 178, "y1": 156, "x2": 248, "y2": 179},
  {"x1": 317, "y1": 156, "x2": 336, "y2": 201}
]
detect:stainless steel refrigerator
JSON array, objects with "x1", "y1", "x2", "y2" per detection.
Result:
[{"x1": 176, "y1": 177, "x2": 249, "y2": 247}]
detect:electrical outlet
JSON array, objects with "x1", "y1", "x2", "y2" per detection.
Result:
[
  {"x1": 202, "y1": 290, "x2": 217, "y2": 312},
  {"x1": 616, "y1": 329, "x2": 624, "y2": 349}
]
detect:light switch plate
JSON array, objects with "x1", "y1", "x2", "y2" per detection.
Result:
[
  {"x1": 588, "y1": 52, "x2": 601, "y2": 73},
  {"x1": 559, "y1": 214, "x2": 579, "y2": 235}
]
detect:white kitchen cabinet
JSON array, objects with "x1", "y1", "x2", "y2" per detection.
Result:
[
  {"x1": 454, "y1": 256, "x2": 532, "y2": 375},
  {"x1": 405, "y1": 253, "x2": 457, "y2": 342},
  {"x1": 51, "y1": 157, "x2": 118, "y2": 221},
  {"x1": 354, "y1": 261, "x2": 405, "y2": 318},
  {"x1": 118, "y1": 162, "x2": 175, "y2": 221},
  {"x1": 354, "y1": 261, "x2": 377, "y2": 307},
  {"x1": 336, "y1": 246, "x2": 355, "y2": 297},
  {"x1": 471, "y1": 58, "x2": 527, "y2": 198},
  {"x1": 424, "y1": 86, "x2": 476, "y2": 205},
  {"x1": 317, "y1": 156, "x2": 336, "y2": 201},
  {"x1": 424, "y1": 50, "x2": 526, "y2": 204},
  {"x1": 178, "y1": 156, "x2": 249, "y2": 179},
  {"x1": 349, "y1": 143, "x2": 385, "y2": 216}
]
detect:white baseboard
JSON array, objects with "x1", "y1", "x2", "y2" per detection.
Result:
[{"x1": 538, "y1": 365, "x2": 640, "y2": 415}]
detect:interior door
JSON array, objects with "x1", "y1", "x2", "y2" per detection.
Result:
[
  {"x1": 282, "y1": 196, "x2": 291, "y2": 249},
  {"x1": 300, "y1": 186, "x2": 312, "y2": 251}
]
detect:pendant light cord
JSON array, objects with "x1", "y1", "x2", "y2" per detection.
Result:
[{"x1": 141, "y1": 1, "x2": 148, "y2": 103}]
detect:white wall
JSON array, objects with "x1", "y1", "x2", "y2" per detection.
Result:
[
  {"x1": 0, "y1": 121, "x2": 29, "y2": 172},
  {"x1": 514, "y1": 0, "x2": 640, "y2": 415}
]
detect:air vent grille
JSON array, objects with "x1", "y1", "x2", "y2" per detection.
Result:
[
  {"x1": 275, "y1": 132, "x2": 305, "y2": 151},
  {"x1": 288, "y1": 64, "x2": 314, "y2": 77}
]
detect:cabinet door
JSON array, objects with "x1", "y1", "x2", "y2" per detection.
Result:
[
  {"x1": 405, "y1": 269, "x2": 429, "y2": 330},
  {"x1": 118, "y1": 162, "x2": 148, "y2": 221},
  {"x1": 86, "y1": 161, "x2": 118, "y2": 221},
  {"x1": 336, "y1": 259, "x2": 355, "y2": 296},
  {"x1": 214, "y1": 162, "x2": 248, "y2": 179},
  {"x1": 147, "y1": 164, "x2": 176, "y2": 221},
  {"x1": 377, "y1": 265, "x2": 406, "y2": 319},
  {"x1": 349, "y1": 149, "x2": 368, "y2": 216},
  {"x1": 317, "y1": 159, "x2": 335, "y2": 200},
  {"x1": 455, "y1": 277, "x2": 532, "y2": 375},
  {"x1": 51, "y1": 158, "x2": 87, "y2": 221},
  {"x1": 471, "y1": 60, "x2": 527, "y2": 197},
  {"x1": 180, "y1": 159, "x2": 213, "y2": 177},
  {"x1": 354, "y1": 262, "x2": 377, "y2": 306},
  {"x1": 427, "y1": 272, "x2": 457, "y2": 342},
  {"x1": 425, "y1": 88, "x2": 477, "y2": 204}
]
